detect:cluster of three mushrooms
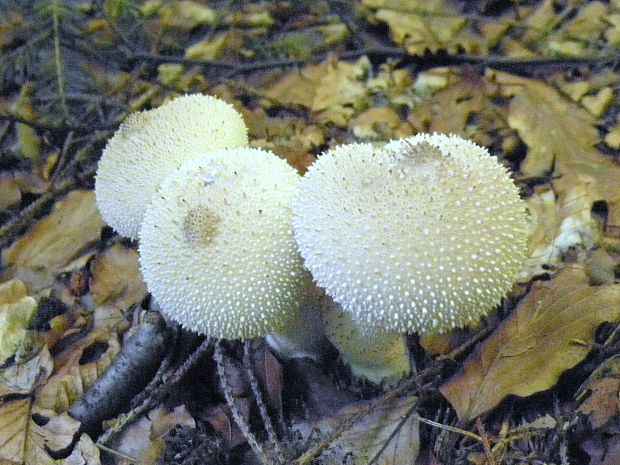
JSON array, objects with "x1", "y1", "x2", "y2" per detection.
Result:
[
  {"x1": 96, "y1": 94, "x2": 529, "y2": 384},
  {"x1": 95, "y1": 94, "x2": 326, "y2": 360}
]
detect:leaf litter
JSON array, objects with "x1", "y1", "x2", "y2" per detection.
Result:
[{"x1": 1, "y1": 0, "x2": 620, "y2": 464}]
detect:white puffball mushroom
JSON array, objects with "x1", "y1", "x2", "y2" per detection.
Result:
[
  {"x1": 293, "y1": 133, "x2": 528, "y2": 335},
  {"x1": 95, "y1": 94, "x2": 248, "y2": 240},
  {"x1": 139, "y1": 147, "x2": 312, "y2": 341}
]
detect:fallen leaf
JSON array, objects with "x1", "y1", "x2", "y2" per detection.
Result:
[
  {"x1": 351, "y1": 107, "x2": 407, "y2": 140},
  {"x1": 0, "y1": 279, "x2": 38, "y2": 365},
  {"x1": 264, "y1": 57, "x2": 372, "y2": 126},
  {"x1": 296, "y1": 396, "x2": 419, "y2": 465},
  {"x1": 160, "y1": 1, "x2": 218, "y2": 30},
  {"x1": 63, "y1": 434, "x2": 101, "y2": 465},
  {"x1": 440, "y1": 267, "x2": 620, "y2": 421},
  {"x1": 2, "y1": 190, "x2": 105, "y2": 291},
  {"x1": 577, "y1": 355, "x2": 620, "y2": 428},
  {"x1": 112, "y1": 406, "x2": 195, "y2": 465},
  {"x1": 251, "y1": 342, "x2": 283, "y2": 416},
  {"x1": 490, "y1": 70, "x2": 620, "y2": 274},
  {"x1": 583, "y1": 435, "x2": 620, "y2": 465},
  {"x1": 0, "y1": 399, "x2": 81, "y2": 465},
  {"x1": 34, "y1": 307, "x2": 127, "y2": 412},
  {"x1": 0, "y1": 347, "x2": 53, "y2": 398},
  {"x1": 90, "y1": 243, "x2": 147, "y2": 310}
]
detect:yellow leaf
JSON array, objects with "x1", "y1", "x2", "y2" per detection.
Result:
[
  {"x1": 160, "y1": 1, "x2": 218, "y2": 30},
  {"x1": 90, "y1": 243, "x2": 147, "y2": 310},
  {"x1": 0, "y1": 280, "x2": 37, "y2": 365},
  {"x1": 264, "y1": 57, "x2": 372, "y2": 126},
  {"x1": 2, "y1": 190, "x2": 105, "y2": 291},
  {"x1": 185, "y1": 32, "x2": 228, "y2": 61},
  {"x1": 492, "y1": 70, "x2": 620, "y2": 244},
  {"x1": 34, "y1": 307, "x2": 126, "y2": 412},
  {"x1": 440, "y1": 267, "x2": 620, "y2": 421},
  {"x1": 350, "y1": 107, "x2": 407, "y2": 140},
  {"x1": 0, "y1": 402, "x2": 81, "y2": 465}
]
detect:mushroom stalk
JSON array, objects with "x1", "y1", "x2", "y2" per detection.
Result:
[{"x1": 321, "y1": 294, "x2": 410, "y2": 385}]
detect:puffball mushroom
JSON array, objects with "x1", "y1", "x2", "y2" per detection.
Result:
[
  {"x1": 293, "y1": 134, "x2": 528, "y2": 381},
  {"x1": 95, "y1": 94, "x2": 248, "y2": 240},
  {"x1": 139, "y1": 147, "x2": 320, "y2": 344}
]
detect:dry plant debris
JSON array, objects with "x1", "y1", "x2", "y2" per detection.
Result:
[{"x1": 1, "y1": 1, "x2": 620, "y2": 464}]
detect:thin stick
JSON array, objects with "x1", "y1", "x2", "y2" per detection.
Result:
[
  {"x1": 214, "y1": 341, "x2": 276, "y2": 465},
  {"x1": 243, "y1": 342, "x2": 286, "y2": 464}
]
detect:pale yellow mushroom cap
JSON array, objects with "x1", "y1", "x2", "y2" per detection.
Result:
[
  {"x1": 139, "y1": 148, "x2": 309, "y2": 340},
  {"x1": 95, "y1": 94, "x2": 248, "y2": 240},
  {"x1": 293, "y1": 134, "x2": 528, "y2": 334}
]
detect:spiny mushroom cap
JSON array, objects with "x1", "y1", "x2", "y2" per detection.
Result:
[
  {"x1": 139, "y1": 148, "x2": 309, "y2": 340},
  {"x1": 293, "y1": 133, "x2": 529, "y2": 334},
  {"x1": 95, "y1": 94, "x2": 248, "y2": 240}
]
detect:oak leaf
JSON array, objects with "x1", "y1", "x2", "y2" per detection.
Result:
[{"x1": 440, "y1": 267, "x2": 620, "y2": 421}]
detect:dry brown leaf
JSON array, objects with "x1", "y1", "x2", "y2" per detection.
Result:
[
  {"x1": 0, "y1": 399, "x2": 81, "y2": 465},
  {"x1": 351, "y1": 107, "x2": 410, "y2": 140},
  {"x1": 577, "y1": 355, "x2": 620, "y2": 428},
  {"x1": 201, "y1": 402, "x2": 251, "y2": 448},
  {"x1": 34, "y1": 307, "x2": 126, "y2": 412},
  {"x1": 263, "y1": 65, "x2": 325, "y2": 109},
  {"x1": 242, "y1": 107, "x2": 324, "y2": 172},
  {"x1": 2, "y1": 190, "x2": 105, "y2": 291},
  {"x1": 296, "y1": 396, "x2": 419, "y2": 465},
  {"x1": 251, "y1": 343, "x2": 283, "y2": 416},
  {"x1": 409, "y1": 70, "x2": 488, "y2": 139},
  {"x1": 63, "y1": 434, "x2": 101, "y2": 465},
  {"x1": 362, "y1": 0, "x2": 487, "y2": 55},
  {"x1": 0, "y1": 279, "x2": 38, "y2": 365},
  {"x1": 489, "y1": 71, "x2": 620, "y2": 274},
  {"x1": 111, "y1": 407, "x2": 195, "y2": 465},
  {"x1": 90, "y1": 243, "x2": 147, "y2": 310},
  {"x1": 440, "y1": 267, "x2": 620, "y2": 421},
  {"x1": 263, "y1": 57, "x2": 372, "y2": 126},
  {"x1": 0, "y1": 348, "x2": 53, "y2": 398}
]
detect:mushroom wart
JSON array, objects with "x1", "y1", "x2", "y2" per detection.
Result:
[
  {"x1": 293, "y1": 133, "x2": 529, "y2": 335},
  {"x1": 139, "y1": 148, "x2": 312, "y2": 340},
  {"x1": 95, "y1": 94, "x2": 248, "y2": 240}
]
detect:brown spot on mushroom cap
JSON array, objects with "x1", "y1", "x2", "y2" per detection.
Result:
[
  {"x1": 95, "y1": 94, "x2": 248, "y2": 240},
  {"x1": 139, "y1": 147, "x2": 310, "y2": 340},
  {"x1": 293, "y1": 133, "x2": 529, "y2": 334},
  {"x1": 183, "y1": 206, "x2": 221, "y2": 245}
]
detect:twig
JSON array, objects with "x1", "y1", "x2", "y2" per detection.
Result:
[
  {"x1": 96, "y1": 443, "x2": 138, "y2": 462},
  {"x1": 413, "y1": 412, "x2": 482, "y2": 442},
  {"x1": 242, "y1": 342, "x2": 286, "y2": 465},
  {"x1": 0, "y1": 112, "x2": 117, "y2": 134},
  {"x1": 51, "y1": 0, "x2": 68, "y2": 122},
  {"x1": 70, "y1": 313, "x2": 170, "y2": 435},
  {"x1": 475, "y1": 418, "x2": 496, "y2": 465},
  {"x1": 97, "y1": 333, "x2": 212, "y2": 446},
  {"x1": 127, "y1": 47, "x2": 619, "y2": 77},
  {"x1": 367, "y1": 403, "x2": 418, "y2": 465},
  {"x1": 214, "y1": 341, "x2": 276, "y2": 465}
]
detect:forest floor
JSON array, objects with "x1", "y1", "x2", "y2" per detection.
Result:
[{"x1": 1, "y1": 0, "x2": 620, "y2": 464}]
